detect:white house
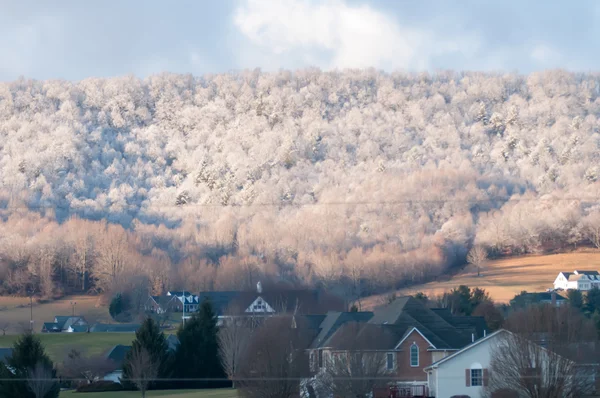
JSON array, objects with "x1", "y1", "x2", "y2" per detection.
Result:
[
  {"x1": 554, "y1": 270, "x2": 600, "y2": 291},
  {"x1": 424, "y1": 330, "x2": 505, "y2": 398}
]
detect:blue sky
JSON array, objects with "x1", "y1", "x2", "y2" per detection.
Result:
[{"x1": 1, "y1": 0, "x2": 599, "y2": 81}]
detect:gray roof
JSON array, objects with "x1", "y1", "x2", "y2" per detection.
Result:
[
  {"x1": 68, "y1": 325, "x2": 90, "y2": 332},
  {"x1": 90, "y1": 323, "x2": 140, "y2": 333},
  {"x1": 42, "y1": 322, "x2": 61, "y2": 332},
  {"x1": 166, "y1": 334, "x2": 180, "y2": 351},
  {"x1": 105, "y1": 345, "x2": 131, "y2": 368},
  {"x1": 310, "y1": 311, "x2": 374, "y2": 349},
  {"x1": 519, "y1": 292, "x2": 567, "y2": 302},
  {"x1": 53, "y1": 316, "x2": 88, "y2": 330},
  {"x1": 365, "y1": 296, "x2": 480, "y2": 349},
  {"x1": 0, "y1": 348, "x2": 12, "y2": 363},
  {"x1": 198, "y1": 291, "x2": 241, "y2": 315}
]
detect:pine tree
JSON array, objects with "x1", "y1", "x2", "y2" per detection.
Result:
[
  {"x1": 0, "y1": 333, "x2": 59, "y2": 398},
  {"x1": 109, "y1": 293, "x2": 123, "y2": 320},
  {"x1": 175, "y1": 298, "x2": 226, "y2": 388},
  {"x1": 122, "y1": 317, "x2": 172, "y2": 390}
]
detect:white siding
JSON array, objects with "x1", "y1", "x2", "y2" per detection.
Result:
[
  {"x1": 431, "y1": 351, "x2": 453, "y2": 363},
  {"x1": 429, "y1": 335, "x2": 498, "y2": 398}
]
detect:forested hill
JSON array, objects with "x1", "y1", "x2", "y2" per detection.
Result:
[{"x1": 0, "y1": 69, "x2": 600, "y2": 298}]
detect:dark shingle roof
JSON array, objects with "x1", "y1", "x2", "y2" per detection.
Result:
[
  {"x1": 327, "y1": 323, "x2": 405, "y2": 350},
  {"x1": 310, "y1": 311, "x2": 374, "y2": 349},
  {"x1": 105, "y1": 345, "x2": 131, "y2": 368},
  {"x1": 300, "y1": 314, "x2": 327, "y2": 330},
  {"x1": 522, "y1": 292, "x2": 567, "y2": 302},
  {"x1": 90, "y1": 323, "x2": 140, "y2": 333},
  {"x1": 0, "y1": 348, "x2": 12, "y2": 363},
  {"x1": 68, "y1": 325, "x2": 90, "y2": 332},
  {"x1": 198, "y1": 291, "x2": 242, "y2": 316},
  {"x1": 42, "y1": 322, "x2": 61, "y2": 332},
  {"x1": 166, "y1": 334, "x2": 180, "y2": 351},
  {"x1": 366, "y1": 296, "x2": 479, "y2": 349},
  {"x1": 199, "y1": 289, "x2": 344, "y2": 316}
]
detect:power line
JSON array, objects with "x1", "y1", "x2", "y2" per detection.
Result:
[{"x1": 2, "y1": 196, "x2": 600, "y2": 210}]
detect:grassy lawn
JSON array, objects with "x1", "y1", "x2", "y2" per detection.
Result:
[
  {"x1": 0, "y1": 333, "x2": 136, "y2": 361},
  {"x1": 60, "y1": 389, "x2": 238, "y2": 397},
  {"x1": 363, "y1": 249, "x2": 600, "y2": 306}
]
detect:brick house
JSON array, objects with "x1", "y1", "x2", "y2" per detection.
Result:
[{"x1": 305, "y1": 296, "x2": 487, "y2": 395}]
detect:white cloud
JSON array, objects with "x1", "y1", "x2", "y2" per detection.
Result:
[
  {"x1": 531, "y1": 44, "x2": 562, "y2": 66},
  {"x1": 233, "y1": 0, "x2": 481, "y2": 70}
]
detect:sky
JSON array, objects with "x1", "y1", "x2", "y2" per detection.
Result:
[{"x1": 1, "y1": 0, "x2": 600, "y2": 81}]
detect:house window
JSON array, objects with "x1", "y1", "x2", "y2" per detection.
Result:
[
  {"x1": 410, "y1": 343, "x2": 419, "y2": 367},
  {"x1": 471, "y1": 369, "x2": 483, "y2": 386},
  {"x1": 386, "y1": 353, "x2": 395, "y2": 370},
  {"x1": 253, "y1": 299, "x2": 266, "y2": 311}
]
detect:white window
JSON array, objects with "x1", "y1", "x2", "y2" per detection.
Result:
[
  {"x1": 471, "y1": 369, "x2": 483, "y2": 386},
  {"x1": 386, "y1": 353, "x2": 395, "y2": 370},
  {"x1": 410, "y1": 343, "x2": 419, "y2": 367},
  {"x1": 253, "y1": 299, "x2": 266, "y2": 311}
]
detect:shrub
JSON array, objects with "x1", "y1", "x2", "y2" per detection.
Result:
[{"x1": 76, "y1": 380, "x2": 123, "y2": 392}]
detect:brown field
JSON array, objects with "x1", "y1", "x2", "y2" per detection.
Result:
[
  {"x1": 362, "y1": 249, "x2": 600, "y2": 309},
  {"x1": 0, "y1": 295, "x2": 111, "y2": 334}
]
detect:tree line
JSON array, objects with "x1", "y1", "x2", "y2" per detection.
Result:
[{"x1": 1, "y1": 70, "x2": 600, "y2": 298}]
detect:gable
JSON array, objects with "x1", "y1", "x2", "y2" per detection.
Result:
[
  {"x1": 426, "y1": 330, "x2": 507, "y2": 370},
  {"x1": 245, "y1": 296, "x2": 275, "y2": 313},
  {"x1": 396, "y1": 327, "x2": 436, "y2": 350}
]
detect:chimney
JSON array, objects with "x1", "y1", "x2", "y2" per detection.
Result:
[
  {"x1": 551, "y1": 291, "x2": 556, "y2": 307},
  {"x1": 472, "y1": 333, "x2": 475, "y2": 343},
  {"x1": 257, "y1": 281, "x2": 263, "y2": 294}
]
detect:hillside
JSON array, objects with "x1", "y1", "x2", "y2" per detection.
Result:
[
  {"x1": 362, "y1": 250, "x2": 600, "y2": 306},
  {"x1": 1, "y1": 70, "x2": 600, "y2": 297}
]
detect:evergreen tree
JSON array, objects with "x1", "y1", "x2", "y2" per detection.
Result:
[
  {"x1": 586, "y1": 287, "x2": 600, "y2": 314},
  {"x1": 0, "y1": 333, "x2": 59, "y2": 398},
  {"x1": 567, "y1": 289, "x2": 584, "y2": 310},
  {"x1": 122, "y1": 317, "x2": 172, "y2": 390},
  {"x1": 109, "y1": 293, "x2": 123, "y2": 319},
  {"x1": 175, "y1": 298, "x2": 226, "y2": 388}
]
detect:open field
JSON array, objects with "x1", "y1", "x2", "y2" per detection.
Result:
[
  {"x1": 0, "y1": 295, "x2": 112, "y2": 334},
  {"x1": 0, "y1": 333, "x2": 136, "y2": 362},
  {"x1": 60, "y1": 389, "x2": 238, "y2": 397},
  {"x1": 363, "y1": 249, "x2": 600, "y2": 308}
]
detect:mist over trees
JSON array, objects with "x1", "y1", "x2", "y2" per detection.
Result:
[{"x1": 1, "y1": 69, "x2": 600, "y2": 297}]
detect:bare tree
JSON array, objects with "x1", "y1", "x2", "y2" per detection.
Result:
[
  {"x1": 485, "y1": 305, "x2": 597, "y2": 398},
  {"x1": 218, "y1": 309, "x2": 255, "y2": 388},
  {"x1": 125, "y1": 347, "x2": 158, "y2": 398},
  {"x1": 582, "y1": 211, "x2": 600, "y2": 249},
  {"x1": 312, "y1": 322, "x2": 393, "y2": 398},
  {"x1": 0, "y1": 322, "x2": 10, "y2": 336},
  {"x1": 27, "y1": 362, "x2": 56, "y2": 398},
  {"x1": 237, "y1": 315, "x2": 311, "y2": 398},
  {"x1": 61, "y1": 348, "x2": 116, "y2": 385},
  {"x1": 467, "y1": 245, "x2": 488, "y2": 277}
]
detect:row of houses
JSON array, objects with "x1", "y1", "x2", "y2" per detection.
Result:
[
  {"x1": 145, "y1": 285, "x2": 345, "y2": 324},
  {"x1": 295, "y1": 296, "x2": 599, "y2": 398},
  {"x1": 41, "y1": 316, "x2": 139, "y2": 333},
  {"x1": 299, "y1": 296, "x2": 488, "y2": 397}
]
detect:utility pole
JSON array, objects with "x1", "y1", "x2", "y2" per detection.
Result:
[
  {"x1": 29, "y1": 288, "x2": 36, "y2": 332},
  {"x1": 182, "y1": 293, "x2": 185, "y2": 326}
]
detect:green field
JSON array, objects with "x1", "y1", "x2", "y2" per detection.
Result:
[
  {"x1": 60, "y1": 389, "x2": 238, "y2": 397},
  {"x1": 0, "y1": 333, "x2": 136, "y2": 362}
]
